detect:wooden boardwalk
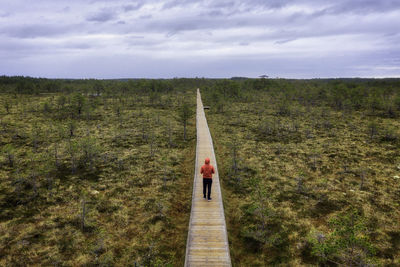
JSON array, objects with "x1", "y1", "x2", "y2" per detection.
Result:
[{"x1": 184, "y1": 89, "x2": 231, "y2": 267}]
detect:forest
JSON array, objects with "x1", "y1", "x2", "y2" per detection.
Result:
[{"x1": 1, "y1": 76, "x2": 400, "y2": 266}]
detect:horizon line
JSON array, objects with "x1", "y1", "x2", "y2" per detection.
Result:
[{"x1": 2, "y1": 75, "x2": 400, "y2": 80}]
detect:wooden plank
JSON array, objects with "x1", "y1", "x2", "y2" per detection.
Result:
[{"x1": 184, "y1": 89, "x2": 231, "y2": 267}]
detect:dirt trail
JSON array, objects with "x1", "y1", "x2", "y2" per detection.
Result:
[{"x1": 184, "y1": 89, "x2": 231, "y2": 266}]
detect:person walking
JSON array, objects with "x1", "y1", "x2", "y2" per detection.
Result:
[{"x1": 201, "y1": 157, "x2": 215, "y2": 201}]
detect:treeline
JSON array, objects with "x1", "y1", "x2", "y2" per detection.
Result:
[
  {"x1": 2, "y1": 76, "x2": 400, "y2": 118},
  {"x1": 202, "y1": 78, "x2": 400, "y2": 118},
  {"x1": 0, "y1": 76, "x2": 214, "y2": 95}
]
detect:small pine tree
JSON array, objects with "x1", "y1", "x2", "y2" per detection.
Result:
[{"x1": 178, "y1": 101, "x2": 193, "y2": 141}]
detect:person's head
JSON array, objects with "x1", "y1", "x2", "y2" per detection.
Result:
[{"x1": 205, "y1": 158, "x2": 210, "y2": 164}]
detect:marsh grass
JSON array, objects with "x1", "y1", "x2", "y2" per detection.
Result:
[
  {"x1": 0, "y1": 81, "x2": 196, "y2": 266},
  {"x1": 204, "y1": 80, "x2": 400, "y2": 266}
]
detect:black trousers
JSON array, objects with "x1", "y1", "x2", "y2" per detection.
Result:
[{"x1": 203, "y1": 178, "x2": 212, "y2": 199}]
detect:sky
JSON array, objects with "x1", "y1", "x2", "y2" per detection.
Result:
[{"x1": 0, "y1": 0, "x2": 400, "y2": 79}]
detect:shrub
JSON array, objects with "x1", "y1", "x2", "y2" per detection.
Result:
[
  {"x1": 395, "y1": 95, "x2": 400, "y2": 111},
  {"x1": 43, "y1": 101, "x2": 51, "y2": 113},
  {"x1": 309, "y1": 209, "x2": 376, "y2": 266},
  {"x1": 79, "y1": 137, "x2": 101, "y2": 171},
  {"x1": 3, "y1": 144, "x2": 15, "y2": 167},
  {"x1": 56, "y1": 95, "x2": 66, "y2": 109},
  {"x1": 71, "y1": 93, "x2": 86, "y2": 116},
  {"x1": 381, "y1": 126, "x2": 398, "y2": 143},
  {"x1": 367, "y1": 121, "x2": 378, "y2": 140},
  {"x1": 276, "y1": 101, "x2": 291, "y2": 116}
]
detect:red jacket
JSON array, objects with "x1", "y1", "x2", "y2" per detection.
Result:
[{"x1": 200, "y1": 158, "x2": 215, "y2": 178}]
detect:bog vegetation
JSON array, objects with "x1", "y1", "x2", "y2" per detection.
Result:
[
  {"x1": 1, "y1": 76, "x2": 400, "y2": 266},
  {"x1": 0, "y1": 77, "x2": 200, "y2": 266},
  {"x1": 202, "y1": 78, "x2": 400, "y2": 266}
]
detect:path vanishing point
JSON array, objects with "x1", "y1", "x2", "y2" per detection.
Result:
[{"x1": 184, "y1": 89, "x2": 232, "y2": 266}]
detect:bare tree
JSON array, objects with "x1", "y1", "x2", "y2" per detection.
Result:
[
  {"x1": 81, "y1": 198, "x2": 87, "y2": 231},
  {"x1": 367, "y1": 121, "x2": 378, "y2": 140},
  {"x1": 4, "y1": 100, "x2": 11, "y2": 114},
  {"x1": 68, "y1": 121, "x2": 77, "y2": 138},
  {"x1": 296, "y1": 176, "x2": 304, "y2": 194},
  {"x1": 167, "y1": 122, "x2": 174, "y2": 148}
]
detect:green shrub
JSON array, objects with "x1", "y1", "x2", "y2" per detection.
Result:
[
  {"x1": 309, "y1": 209, "x2": 376, "y2": 266},
  {"x1": 2, "y1": 143, "x2": 15, "y2": 167}
]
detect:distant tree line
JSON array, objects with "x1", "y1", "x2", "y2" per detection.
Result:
[
  {"x1": 0, "y1": 76, "x2": 214, "y2": 95},
  {"x1": 1, "y1": 75, "x2": 399, "y2": 117},
  {"x1": 201, "y1": 77, "x2": 400, "y2": 118}
]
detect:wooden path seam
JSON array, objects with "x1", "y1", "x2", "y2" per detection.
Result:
[{"x1": 184, "y1": 89, "x2": 231, "y2": 267}]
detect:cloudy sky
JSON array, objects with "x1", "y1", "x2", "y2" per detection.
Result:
[{"x1": 0, "y1": 0, "x2": 400, "y2": 78}]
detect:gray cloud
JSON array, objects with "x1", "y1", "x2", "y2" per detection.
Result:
[
  {"x1": 0, "y1": 0, "x2": 399, "y2": 78},
  {"x1": 275, "y1": 38, "x2": 297, "y2": 45},
  {"x1": 139, "y1": 14, "x2": 152, "y2": 19},
  {"x1": 64, "y1": 42, "x2": 93, "y2": 50},
  {"x1": 327, "y1": 0, "x2": 400, "y2": 14},
  {"x1": 123, "y1": 3, "x2": 143, "y2": 12},
  {"x1": 0, "y1": 12, "x2": 11, "y2": 17},
  {"x1": 162, "y1": 0, "x2": 190, "y2": 10},
  {"x1": 87, "y1": 9, "x2": 117, "y2": 22},
  {"x1": 0, "y1": 24, "x2": 76, "y2": 39}
]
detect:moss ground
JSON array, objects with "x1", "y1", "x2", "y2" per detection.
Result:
[
  {"x1": 0, "y1": 90, "x2": 196, "y2": 266},
  {"x1": 204, "y1": 88, "x2": 400, "y2": 266},
  {"x1": 1, "y1": 77, "x2": 400, "y2": 266}
]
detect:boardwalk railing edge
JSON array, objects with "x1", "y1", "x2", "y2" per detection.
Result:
[{"x1": 184, "y1": 89, "x2": 200, "y2": 267}]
